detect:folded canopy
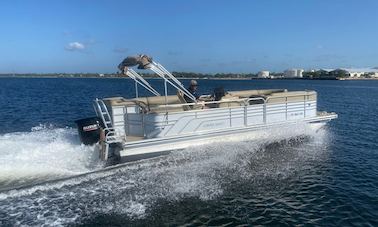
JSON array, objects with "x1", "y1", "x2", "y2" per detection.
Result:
[
  {"x1": 117, "y1": 54, "x2": 197, "y2": 101},
  {"x1": 118, "y1": 55, "x2": 153, "y2": 72}
]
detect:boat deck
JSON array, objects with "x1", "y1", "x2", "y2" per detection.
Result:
[{"x1": 126, "y1": 135, "x2": 144, "y2": 142}]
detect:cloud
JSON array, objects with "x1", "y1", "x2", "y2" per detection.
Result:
[
  {"x1": 113, "y1": 47, "x2": 129, "y2": 53},
  {"x1": 65, "y1": 42, "x2": 85, "y2": 51}
]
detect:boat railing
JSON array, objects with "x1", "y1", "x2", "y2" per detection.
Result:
[
  {"x1": 126, "y1": 92, "x2": 313, "y2": 113},
  {"x1": 117, "y1": 92, "x2": 314, "y2": 138},
  {"x1": 124, "y1": 97, "x2": 264, "y2": 137},
  {"x1": 126, "y1": 94, "x2": 312, "y2": 133},
  {"x1": 121, "y1": 92, "x2": 313, "y2": 110}
]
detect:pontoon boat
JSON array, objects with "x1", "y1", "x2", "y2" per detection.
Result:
[{"x1": 75, "y1": 55, "x2": 337, "y2": 163}]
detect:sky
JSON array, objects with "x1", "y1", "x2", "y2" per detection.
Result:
[{"x1": 0, "y1": 0, "x2": 378, "y2": 74}]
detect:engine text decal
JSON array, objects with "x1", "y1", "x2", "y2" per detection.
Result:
[{"x1": 83, "y1": 124, "x2": 99, "y2": 132}]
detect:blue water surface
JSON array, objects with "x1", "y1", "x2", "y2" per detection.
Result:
[{"x1": 0, "y1": 78, "x2": 377, "y2": 226}]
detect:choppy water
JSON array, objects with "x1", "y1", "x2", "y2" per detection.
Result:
[{"x1": 0, "y1": 78, "x2": 377, "y2": 226}]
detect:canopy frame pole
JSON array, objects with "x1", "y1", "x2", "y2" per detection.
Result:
[
  {"x1": 125, "y1": 70, "x2": 160, "y2": 96},
  {"x1": 153, "y1": 62, "x2": 197, "y2": 101},
  {"x1": 155, "y1": 62, "x2": 185, "y2": 88},
  {"x1": 128, "y1": 69, "x2": 159, "y2": 95},
  {"x1": 164, "y1": 75, "x2": 168, "y2": 122},
  {"x1": 152, "y1": 62, "x2": 192, "y2": 95},
  {"x1": 149, "y1": 63, "x2": 196, "y2": 102}
]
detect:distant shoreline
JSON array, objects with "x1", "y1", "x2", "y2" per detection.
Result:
[{"x1": 0, "y1": 75, "x2": 377, "y2": 80}]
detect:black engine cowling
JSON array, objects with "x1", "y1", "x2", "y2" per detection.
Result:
[{"x1": 75, "y1": 117, "x2": 103, "y2": 145}]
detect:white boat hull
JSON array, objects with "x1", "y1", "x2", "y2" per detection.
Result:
[{"x1": 117, "y1": 114, "x2": 335, "y2": 162}]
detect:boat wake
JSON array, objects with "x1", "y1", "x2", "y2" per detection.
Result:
[
  {"x1": 0, "y1": 125, "x2": 103, "y2": 191},
  {"x1": 0, "y1": 124, "x2": 331, "y2": 226}
]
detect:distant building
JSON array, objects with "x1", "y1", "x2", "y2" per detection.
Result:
[
  {"x1": 328, "y1": 68, "x2": 378, "y2": 78},
  {"x1": 343, "y1": 68, "x2": 378, "y2": 78},
  {"x1": 258, "y1": 71, "x2": 270, "y2": 78},
  {"x1": 270, "y1": 73, "x2": 284, "y2": 79},
  {"x1": 297, "y1": 69, "x2": 304, "y2": 78},
  {"x1": 369, "y1": 72, "x2": 378, "y2": 78},
  {"x1": 284, "y1": 69, "x2": 304, "y2": 78},
  {"x1": 284, "y1": 69, "x2": 296, "y2": 77},
  {"x1": 317, "y1": 68, "x2": 334, "y2": 73}
]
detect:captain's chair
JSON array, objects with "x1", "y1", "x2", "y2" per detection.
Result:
[{"x1": 177, "y1": 90, "x2": 192, "y2": 111}]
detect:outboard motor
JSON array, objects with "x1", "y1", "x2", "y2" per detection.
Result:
[{"x1": 75, "y1": 117, "x2": 103, "y2": 145}]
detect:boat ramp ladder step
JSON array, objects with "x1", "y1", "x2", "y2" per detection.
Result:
[
  {"x1": 104, "y1": 128, "x2": 123, "y2": 144},
  {"x1": 94, "y1": 98, "x2": 114, "y2": 130},
  {"x1": 102, "y1": 130, "x2": 122, "y2": 160}
]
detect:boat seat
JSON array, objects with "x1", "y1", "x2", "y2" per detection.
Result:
[
  {"x1": 132, "y1": 92, "x2": 201, "y2": 113},
  {"x1": 228, "y1": 89, "x2": 287, "y2": 98},
  {"x1": 176, "y1": 90, "x2": 191, "y2": 111},
  {"x1": 218, "y1": 94, "x2": 244, "y2": 108},
  {"x1": 148, "y1": 105, "x2": 185, "y2": 113},
  {"x1": 176, "y1": 90, "x2": 203, "y2": 111},
  {"x1": 266, "y1": 91, "x2": 316, "y2": 104},
  {"x1": 131, "y1": 95, "x2": 183, "y2": 113},
  {"x1": 134, "y1": 95, "x2": 181, "y2": 106},
  {"x1": 103, "y1": 97, "x2": 149, "y2": 111}
]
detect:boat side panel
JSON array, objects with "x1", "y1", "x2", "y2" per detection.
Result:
[
  {"x1": 110, "y1": 106, "x2": 126, "y2": 138},
  {"x1": 145, "y1": 101, "x2": 317, "y2": 137},
  {"x1": 246, "y1": 105, "x2": 264, "y2": 125},
  {"x1": 119, "y1": 119, "x2": 329, "y2": 158},
  {"x1": 108, "y1": 99, "x2": 318, "y2": 139},
  {"x1": 126, "y1": 113, "x2": 144, "y2": 136}
]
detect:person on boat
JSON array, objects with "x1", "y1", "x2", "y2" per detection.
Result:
[{"x1": 184, "y1": 80, "x2": 200, "y2": 103}]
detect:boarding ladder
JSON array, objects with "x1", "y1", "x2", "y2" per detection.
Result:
[
  {"x1": 93, "y1": 99, "x2": 124, "y2": 161},
  {"x1": 93, "y1": 99, "x2": 122, "y2": 144}
]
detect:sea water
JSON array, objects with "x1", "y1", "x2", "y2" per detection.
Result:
[{"x1": 0, "y1": 78, "x2": 377, "y2": 226}]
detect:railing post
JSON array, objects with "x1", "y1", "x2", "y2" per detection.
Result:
[
  {"x1": 263, "y1": 101, "x2": 267, "y2": 124},
  {"x1": 304, "y1": 95, "x2": 306, "y2": 118},
  {"x1": 244, "y1": 101, "x2": 247, "y2": 126},
  {"x1": 142, "y1": 111, "x2": 146, "y2": 137},
  {"x1": 229, "y1": 107, "x2": 232, "y2": 127},
  {"x1": 285, "y1": 96, "x2": 288, "y2": 120},
  {"x1": 125, "y1": 106, "x2": 129, "y2": 135}
]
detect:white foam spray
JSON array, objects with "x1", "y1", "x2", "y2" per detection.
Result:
[
  {"x1": 0, "y1": 123, "x2": 331, "y2": 226},
  {"x1": 0, "y1": 125, "x2": 102, "y2": 190}
]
